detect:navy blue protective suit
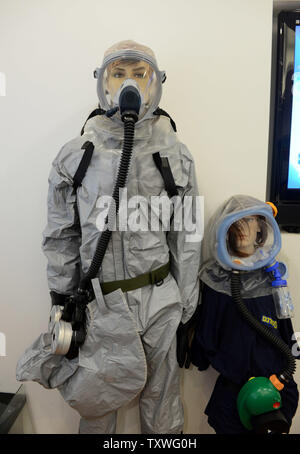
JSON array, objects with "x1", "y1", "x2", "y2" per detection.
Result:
[{"x1": 191, "y1": 283, "x2": 299, "y2": 434}]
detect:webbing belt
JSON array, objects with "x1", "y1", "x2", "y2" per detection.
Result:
[{"x1": 100, "y1": 261, "x2": 170, "y2": 295}]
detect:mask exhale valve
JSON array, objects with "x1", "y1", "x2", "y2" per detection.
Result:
[
  {"x1": 118, "y1": 80, "x2": 142, "y2": 122},
  {"x1": 50, "y1": 84, "x2": 141, "y2": 360}
]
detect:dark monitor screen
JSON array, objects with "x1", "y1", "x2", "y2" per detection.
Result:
[
  {"x1": 287, "y1": 25, "x2": 300, "y2": 189},
  {"x1": 267, "y1": 11, "x2": 300, "y2": 230}
]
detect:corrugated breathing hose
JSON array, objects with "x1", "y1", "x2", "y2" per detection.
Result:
[
  {"x1": 231, "y1": 271, "x2": 296, "y2": 384},
  {"x1": 78, "y1": 115, "x2": 136, "y2": 293}
]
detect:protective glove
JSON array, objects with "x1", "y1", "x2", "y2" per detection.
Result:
[
  {"x1": 176, "y1": 305, "x2": 201, "y2": 368},
  {"x1": 50, "y1": 290, "x2": 70, "y2": 307}
]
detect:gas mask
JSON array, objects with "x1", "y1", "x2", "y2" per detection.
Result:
[
  {"x1": 94, "y1": 47, "x2": 166, "y2": 124},
  {"x1": 215, "y1": 202, "x2": 294, "y2": 320},
  {"x1": 216, "y1": 202, "x2": 281, "y2": 273}
]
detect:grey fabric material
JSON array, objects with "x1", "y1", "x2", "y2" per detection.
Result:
[
  {"x1": 78, "y1": 272, "x2": 184, "y2": 434},
  {"x1": 16, "y1": 281, "x2": 147, "y2": 420},
  {"x1": 79, "y1": 412, "x2": 117, "y2": 434},
  {"x1": 200, "y1": 195, "x2": 282, "y2": 298},
  {"x1": 42, "y1": 114, "x2": 201, "y2": 323},
  {"x1": 127, "y1": 272, "x2": 184, "y2": 434},
  {"x1": 15, "y1": 332, "x2": 79, "y2": 389},
  {"x1": 16, "y1": 114, "x2": 200, "y2": 433},
  {"x1": 201, "y1": 262, "x2": 274, "y2": 298}
]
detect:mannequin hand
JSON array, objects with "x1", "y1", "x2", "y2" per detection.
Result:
[
  {"x1": 176, "y1": 322, "x2": 191, "y2": 368},
  {"x1": 176, "y1": 305, "x2": 201, "y2": 368}
]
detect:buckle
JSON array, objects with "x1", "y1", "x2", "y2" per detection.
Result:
[
  {"x1": 149, "y1": 270, "x2": 164, "y2": 287},
  {"x1": 155, "y1": 279, "x2": 164, "y2": 287}
]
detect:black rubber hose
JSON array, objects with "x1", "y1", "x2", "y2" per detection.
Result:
[
  {"x1": 78, "y1": 116, "x2": 136, "y2": 292},
  {"x1": 231, "y1": 271, "x2": 296, "y2": 382}
]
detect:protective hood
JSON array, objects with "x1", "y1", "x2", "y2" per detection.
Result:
[
  {"x1": 94, "y1": 40, "x2": 166, "y2": 125},
  {"x1": 200, "y1": 195, "x2": 283, "y2": 298}
]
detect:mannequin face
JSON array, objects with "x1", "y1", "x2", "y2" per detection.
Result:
[
  {"x1": 106, "y1": 59, "x2": 153, "y2": 103},
  {"x1": 234, "y1": 216, "x2": 261, "y2": 255}
]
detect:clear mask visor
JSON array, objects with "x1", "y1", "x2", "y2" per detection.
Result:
[
  {"x1": 226, "y1": 215, "x2": 275, "y2": 269},
  {"x1": 102, "y1": 57, "x2": 159, "y2": 118}
]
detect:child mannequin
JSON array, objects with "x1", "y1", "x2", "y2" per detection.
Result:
[{"x1": 191, "y1": 195, "x2": 299, "y2": 434}]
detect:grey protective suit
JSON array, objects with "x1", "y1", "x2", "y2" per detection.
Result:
[{"x1": 16, "y1": 110, "x2": 201, "y2": 433}]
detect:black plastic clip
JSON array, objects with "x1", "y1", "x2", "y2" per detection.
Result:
[{"x1": 155, "y1": 279, "x2": 164, "y2": 287}]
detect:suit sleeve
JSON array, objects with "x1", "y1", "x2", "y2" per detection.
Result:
[
  {"x1": 41, "y1": 152, "x2": 82, "y2": 296},
  {"x1": 166, "y1": 147, "x2": 202, "y2": 324}
]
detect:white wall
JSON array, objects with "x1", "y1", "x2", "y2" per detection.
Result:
[{"x1": 1, "y1": 0, "x2": 299, "y2": 434}]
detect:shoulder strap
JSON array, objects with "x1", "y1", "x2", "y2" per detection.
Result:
[
  {"x1": 78, "y1": 107, "x2": 178, "y2": 194},
  {"x1": 153, "y1": 107, "x2": 177, "y2": 132},
  {"x1": 73, "y1": 141, "x2": 95, "y2": 190},
  {"x1": 152, "y1": 152, "x2": 179, "y2": 198},
  {"x1": 81, "y1": 107, "x2": 176, "y2": 135},
  {"x1": 74, "y1": 144, "x2": 179, "y2": 201},
  {"x1": 80, "y1": 107, "x2": 106, "y2": 136}
]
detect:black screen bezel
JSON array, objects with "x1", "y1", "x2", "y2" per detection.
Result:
[{"x1": 272, "y1": 11, "x2": 300, "y2": 203}]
